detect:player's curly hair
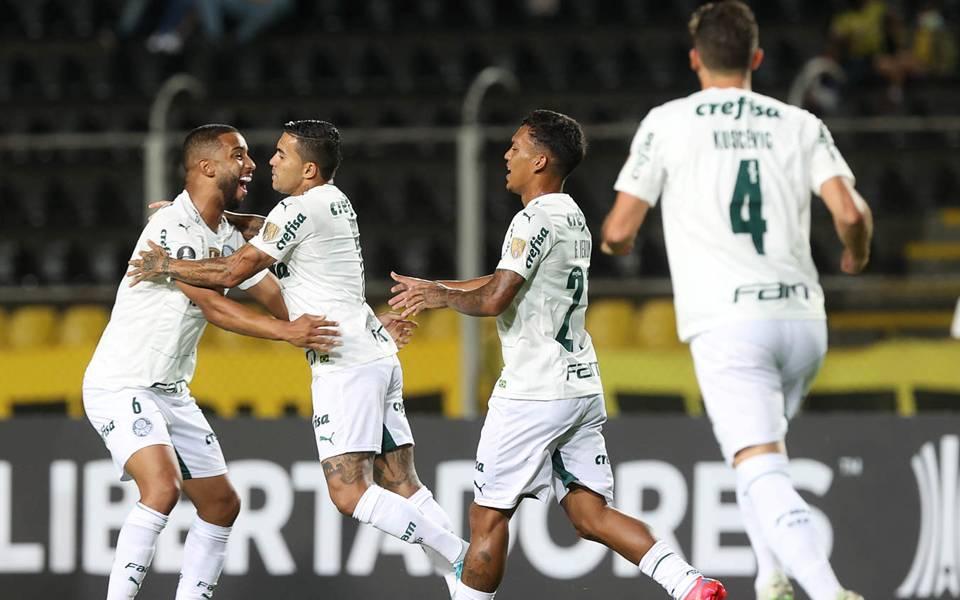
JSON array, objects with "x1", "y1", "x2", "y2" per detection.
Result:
[
  {"x1": 283, "y1": 120, "x2": 342, "y2": 180},
  {"x1": 688, "y1": 1, "x2": 759, "y2": 74},
  {"x1": 520, "y1": 109, "x2": 586, "y2": 180}
]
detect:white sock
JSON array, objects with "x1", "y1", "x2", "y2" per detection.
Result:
[
  {"x1": 106, "y1": 502, "x2": 168, "y2": 600},
  {"x1": 738, "y1": 453, "x2": 842, "y2": 600},
  {"x1": 352, "y1": 484, "x2": 464, "y2": 564},
  {"x1": 455, "y1": 581, "x2": 496, "y2": 600},
  {"x1": 638, "y1": 540, "x2": 702, "y2": 599},
  {"x1": 175, "y1": 517, "x2": 231, "y2": 599},
  {"x1": 737, "y1": 484, "x2": 783, "y2": 593},
  {"x1": 409, "y1": 486, "x2": 460, "y2": 584}
]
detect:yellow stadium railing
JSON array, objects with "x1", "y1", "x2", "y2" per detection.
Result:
[{"x1": 1, "y1": 305, "x2": 959, "y2": 419}]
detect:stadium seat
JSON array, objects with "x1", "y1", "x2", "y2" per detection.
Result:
[
  {"x1": 586, "y1": 299, "x2": 635, "y2": 350},
  {"x1": 0, "y1": 308, "x2": 7, "y2": 348},
  {"x1": 59, "y1": 304, "x2": 108, "y2": 346},
  {"x1": 8, "y1": 305, "x2": 58, "y2": 349},
  {"x1": 634, "y1": 299, "x2": 682, "y2": 350}
]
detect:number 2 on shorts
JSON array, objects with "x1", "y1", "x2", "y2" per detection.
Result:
[{"x1": 729, "y1": 159, "x2": 766, "y2": 254}]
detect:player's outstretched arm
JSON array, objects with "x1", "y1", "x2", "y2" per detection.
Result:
[
  {"x1": 389, "y1": 269, "x2": 524, "y2": 318},
  {"x1": 175, "y1": 281, "x2": 339, "y2": 351},
  {"x1": 819, "y1": 176, "x2": 873, "y2": 274},
  {"x1": 128, "y1": 241, "x2": 276, "y2": 289},
  {"x1": 436, "y1": 274, "x2": 495, "y2": 291},
  {"x1": 244, "y1": 273, "x2": 289, "y2": 320},
  {"x1": 601, "y1": 191, "x2": 652, "y2": 255}
]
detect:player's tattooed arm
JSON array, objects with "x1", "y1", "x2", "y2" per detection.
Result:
[
  {"x1": 224, "y1": 211, "x2": 266, "y2": 241},
  {"x1": 128, "y1": 241, "x2": 275, "y2": 289},
  {"x1": 600, "y1": 191, "x2": 652, "y2": 255},
  {"x1": 389, "y1": 269, "x2": 524, "y2": 318}
]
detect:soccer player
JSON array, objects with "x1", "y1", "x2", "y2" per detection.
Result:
[
  {"x1": 389, "y1": 110, "x2": 726, "y2": 600},
  {"x1": 600, "y1": 3, "x2": 873, "y2": 600},
  {"x1": 128, "y1": 120, "x2": 468, "y2": 594},
  {"x1": 83, "y1": 124, "x2": 340, "y2": 600}
]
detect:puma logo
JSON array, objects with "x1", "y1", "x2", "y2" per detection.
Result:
[
  {"x1": 317, "y1": 432, "x2": 335, "y2": 445},
  {"x1": 128, "y1": 577, "x2": 141, "y2": 590},
  {"x1": 473, "y1": 480, "x2": 487, "y2": 495}
]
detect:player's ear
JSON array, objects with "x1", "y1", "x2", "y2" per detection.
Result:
[
  {"x1": 303, "y1": 161, "x2": 319, "y2": 180},
  {"x1": 533, "y1": 153, "x2": 548, "y2": 173},
  {"x1": 751, "y1": 48, "x2": 764, "y2": 71},
  {"x1": 198, "y1": 158, "x2": 216, "y2": 178},
  {"x1": 689, "y1": 48, "x2": 701, "y2": 73}
]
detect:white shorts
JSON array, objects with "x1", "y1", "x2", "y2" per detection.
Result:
[
  {"x1": 689, "y1": 319, "x2": 827, "y2": 464},
  {"x1": 471, "y1": 394, "x2": 615, "y2": 510},
  {"x1": 83, "y1": 386, "x2": 227, "y2": 482},
  {"x1": 310, "y1": 355, "x2": 414, "y2": 462}
]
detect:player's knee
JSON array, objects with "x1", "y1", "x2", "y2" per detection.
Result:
[
  {"x1": 217, "y1": 489, "x2": 241, "y2": 525},
  {"x1": 141, "y1": 478, "x2": 182, "y2": 514}
]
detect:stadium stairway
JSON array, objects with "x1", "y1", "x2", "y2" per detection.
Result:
[{"x1": 904, "y1": 208, "x2": 960, "y2": 274}]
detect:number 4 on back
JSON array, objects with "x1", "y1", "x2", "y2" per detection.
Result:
[{"x1": 729, "y1": 159, "x2": 767, "y2": 254}]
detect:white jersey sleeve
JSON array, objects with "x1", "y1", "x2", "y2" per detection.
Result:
[
  {"x1": 249, "y1": 197, "x2": 313, "y2": 262},
  {"x1": 807, "y1": 119, "x2": 855, "y2": 194},
  {"x1": 613, "y1": 109, "x2": 667, "y2": 205},
  {"x1": 495, "y1": 206, "x2": 556, "y2": 279}
]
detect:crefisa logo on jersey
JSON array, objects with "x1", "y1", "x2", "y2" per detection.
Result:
[{"x1": 897, "y1": 435, "x2": 960, "y2": 599}]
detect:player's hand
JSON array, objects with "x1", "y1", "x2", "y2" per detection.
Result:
[
  {"x1": 284, "y1": 314, "x2": 340, "y2": 351},
  {"x1": 377, "y1": 312, "x2": 418, "y2": 350},
  {"x1": 840, "y1": 248, "x2": 869, "y2": 274},
  {"x1": 388, "y1": 271, "x2": 448, "y2": 319},
  {"x1": 147, "y1": 200, "x2": 173, "y2": 220},
  {"x1": 600, "y1": 239, "x2": 633, "y2": 256},
  {"x1": 127, "y1": 240, "x2": 171, "y2": 286}
]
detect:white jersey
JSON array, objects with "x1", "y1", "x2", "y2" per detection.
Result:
[
  {"x1": 614, "y1": 87, "x2": 855, "y2": 342},
  {"x1": 493, "y1": 193, "x2": 602, "y2": 400},
  {"x1": 249, "y1": 184, "x2": 396, "y2": 373},
  {"x1": 84, "y1": 191, "x2": 267, "y2": 391}
]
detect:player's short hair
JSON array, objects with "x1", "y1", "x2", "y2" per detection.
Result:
[
  {"x1": 182, "y1": 124, "x2": 239, "y2": 169},
  {"x1": 520, "y1": 109, "x2": 586, "y2": 179},
  {"x1": 688, "y1": 1, "x2": 759, "y2": 74},
  {"x1": 283, "y1": 120, "x2": 342, "y2": 180}
]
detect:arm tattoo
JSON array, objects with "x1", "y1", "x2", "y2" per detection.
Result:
[
  {"x1": 445, "y1": 286, "x2": 497, "y2": 317},
  {"x1": 166, "y1": 256, "x2": 236, "y2": 288},
  {"x1": 143, "y1": 251, "x2": 170, "y2": 275}
]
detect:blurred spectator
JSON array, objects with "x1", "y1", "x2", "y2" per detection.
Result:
[
  {"x1": 195, "y1": 0, "x2": 294, "y2": 43},
  {"x1": 829, "y1": 0, "x2": 909, "y2": 101},
  {"x1": 907, "y1": 2, "x2": 957, "y2": 77},
  {"x1": 118, "y1": 0, "x2": 195, "y2": 54}
]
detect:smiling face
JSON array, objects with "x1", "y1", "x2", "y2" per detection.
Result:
[
  {"x1": 503, "y1": 125, "x2": 545, "y2": 196},
  {"x1": 212, "y1": 132, "x2": 255, "y2": 210},
  {"x1": 268, "y1": 132, "x2": 306, "y2": 195}
]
